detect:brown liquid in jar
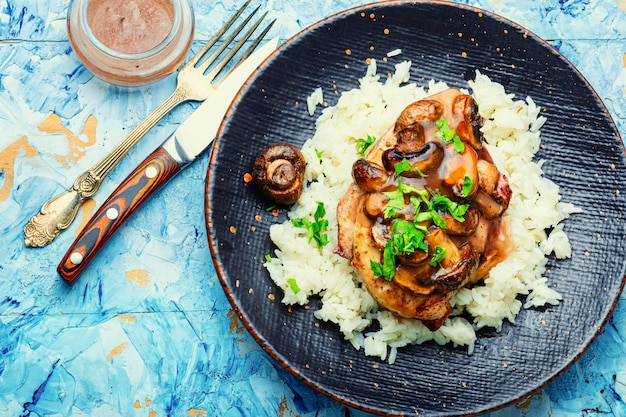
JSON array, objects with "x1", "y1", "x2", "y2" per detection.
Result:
[{"x1": 87, "y1": 0, "x2": 175, "y2": 54}]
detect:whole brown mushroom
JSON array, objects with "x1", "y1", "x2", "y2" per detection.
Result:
[{"x1": 252, "y1": 143, "x2": 306, "y2": 205}]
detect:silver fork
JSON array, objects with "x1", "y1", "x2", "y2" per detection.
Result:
[{"x1": 24, "y1": 0, "x2": 274, "y2": 248}]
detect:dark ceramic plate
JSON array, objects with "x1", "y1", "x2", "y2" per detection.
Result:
[{"x1": 205, "y1": 1, "x2": 626, "y2": 416}]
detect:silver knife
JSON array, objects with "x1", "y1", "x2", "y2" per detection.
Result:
[{"x1": 58, "y1": 38, "x2": 278, "y2": 283}]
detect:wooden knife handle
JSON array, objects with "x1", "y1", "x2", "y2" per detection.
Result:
[{"x1": 58, "y1": 146, "x2": 181, "y2": 283}]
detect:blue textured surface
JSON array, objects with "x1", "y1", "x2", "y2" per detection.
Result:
[{"x1": 1, "y1": 0, "x2": 625, "y2": 416}]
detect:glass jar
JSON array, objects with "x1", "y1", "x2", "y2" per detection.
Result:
[{"x1": 67, "y1": 0, "x2": 194, "y2": 87}]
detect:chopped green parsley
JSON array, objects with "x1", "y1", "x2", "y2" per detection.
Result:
[
  {"x1": 461, "y1": 175, "x2": 474, "y2": 198},
  {"x1": 370, "y1": 220, "x2": 428, "y2": 281},
  {"x1": 429, "y1": 245, "x2": 447, "y2": 267},
  {"x1": 355, "y1": 134, "x2": 376, "y2": 155},
  {"x1": 382, "y1": 179, "x2": 428, "y2": 218},
  {"x1": 291, "y1": 201, "x2": 329, "y2": 248},
  {"x1": 430, "y1": 193, "x2": 470, "y2": 222},
  {"x1": 286, "y1": 278, "x2": 301, "y2": 294},
  {"x1": 435, "y1": 118, "x2": 465, "y2": 153},
  {"x1": 394, "y1": 157, "x2": 427, "y2": 178},
  {"x1": 392, "y1": 219, "x2": 429, "y2": 253}
]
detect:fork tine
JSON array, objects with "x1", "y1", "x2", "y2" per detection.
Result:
[
  {"x1": 215, "y1": 18, "x2": 276, "y2": 81},
  {"x1": 184, "y1": 0, "x2": 252, "y2": 68},
  {"x1": 230, "y1": 18, "x2": 276, "y2": 68},
  {"x1": 199, "y1": 10, "x2": 268, "y2": 77},
  {"x1": 196, "y1": 6, "x2": 263, "y2": 75}
]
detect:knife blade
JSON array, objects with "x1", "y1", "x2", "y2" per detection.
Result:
[{"x1": 57, "y1": 37, "x2": 278, "y2": 283}]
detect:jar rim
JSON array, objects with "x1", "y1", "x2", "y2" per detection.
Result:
[
  {"x1": 67, "y1": 0, "x2": 194, "y2": 87},
  {"x1": 78, "y1": 0, "x2": 183, "y2": 60}
]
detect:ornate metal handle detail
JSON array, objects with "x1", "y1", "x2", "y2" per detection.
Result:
[
  {"x1": 24, "y1": 88, "x2": 188, "y2": 248},
  {"x1": 24, "y1": 171, "x2": 100, "y2": 247}
]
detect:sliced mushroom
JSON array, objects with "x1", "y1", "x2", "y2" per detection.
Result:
[
  {"x1": 352, "y1": 159, "x2": 392, "y2": 192},
  {"x1": 432, "y1": 243, "x2": 479, "y2": 291},
  {"x1": 363, "y1": 192, "x2": 389, "y2": 219},
  {"x1": 477, "y1": 159, "x2": 500, "y2": 195},
  {"x1": 397, "y1": 245, "x2": 431, "y2": 266},
  {"x1": 399, "y1": 204, "x2": 418, "y2": 221},
  {"x1": 382, "y1": 141, "x2": 444, "y2": 178},
  {"x1": 395, "y1": 123, "x2": 426, "y2": 152},
  {"x1": 421, "y1": 227, "x2": 479, "y2": 291},
  {"x1": 439, "y1": 207, "x2": 480, "y2": 236},
  {"x1": 473, "y1": 189, "x2": 504, "y2": 219},
  {"x1": 252, "y1": 143, "x2": 306, "y2": 205},
  {"x1": 452, "y1": 94, "x2": 484, "y2": 150},
  {"x1": 477, "y1": 159, "x2": 512, "y2": 209},
  {"x1": 441, "y1": 145, "x2": 479, "y2": 200},
  {"x1": 395, "y1": 99, "x2": 443, "y2": 133},
  {"x1": 393, "y1": 264, "x2": 436, "y2": 295},
  {"x1": 424, "y1": 227, "x2": 464, "y2": 269},
  {"x1": 370, "y1": 220, "x2": 391, "y2": 250}
]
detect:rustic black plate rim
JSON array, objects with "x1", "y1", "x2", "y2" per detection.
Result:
[{"x1": 205, "y1": 1, "x2": 626, "y2": 416}]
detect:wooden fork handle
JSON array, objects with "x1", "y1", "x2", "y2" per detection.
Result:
[{"x1": 58, "y1": 146, "x2": 181, "y2": 283}]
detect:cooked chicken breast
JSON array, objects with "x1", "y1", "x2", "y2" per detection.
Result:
[{"x1": 335, "y1": 88, "x2": 514, "y2": 330}]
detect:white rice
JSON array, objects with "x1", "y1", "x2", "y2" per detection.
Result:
[
  {"x1": 306, "y1": 87, "x2": 324, "y2": 116},
  {"x1": 264, "y1": 60, "x2": 580, "y2": 362}
]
